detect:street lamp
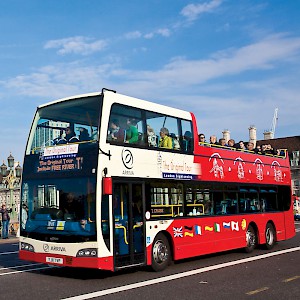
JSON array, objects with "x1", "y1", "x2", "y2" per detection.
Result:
[
  {"x1": 1, "y1": 161, "x2": 7, "y2": 176},
  {"x1": 7, "y1": 153, "x2": 14, "y2": 169}
]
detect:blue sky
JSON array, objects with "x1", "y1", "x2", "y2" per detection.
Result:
[{"x1": 1, "y1": 0, "x2": 300, "y2": 163}]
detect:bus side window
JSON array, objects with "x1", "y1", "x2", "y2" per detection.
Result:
[{"x1": 181, "y1": 120, "x2": 193, "y2": 153}]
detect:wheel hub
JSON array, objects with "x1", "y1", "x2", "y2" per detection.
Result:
[{"x1": 153, "y1": 241, "x2": 168, "y2": 263}]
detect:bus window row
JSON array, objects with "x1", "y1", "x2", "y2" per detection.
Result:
[
  {"x1": 146, "y1": 183, "x2": 290, "y2": 219},
  {"x1": 107, "y1": 103, "x2": 193, "y2": 152}
]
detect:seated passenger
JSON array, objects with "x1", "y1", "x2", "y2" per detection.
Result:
[
  {"x1": 183, "y1": 131, "x2": 192, "y2": 152},
  {"x1": 255, "y1": 144, "x2": 262, "y2": 154},
  {"x1": 147, "y1": 125, "x2": 157, "y2": 147},
  {"x1": 209, "y1": 135, "x2": 218, "y2": 146},
  {"x1": 54, "y1": 129, "x2": 67, "y2": 145},
  {"x1": 236, "y1": 140, "x2": 246, "y2": 150},
  {"x1": 170, "y1": 133, "x2": 180, "y2": 150},
  {"x1": 219, "y1": 138, "x2": 228, "y2": 147},
  {"x1": 246, "y1": 142, "x2": 255, "y2": 152},
  {"x1": 108, "y1": 119, "x2": 124, "y2": 142},
  {"x1": 261, "y1": 144, "x2": 276, "y2": 155},
  {"x1": 79, "y1": 127, "x2": 90, "y2": 141},
  {"x1": 198, "y1": 133, "x2": 206, "y2": 144},
  {"x1": 65, "y1": 126, "x2": 79, "y2": 143},
  {"x1": 158, "y1": 127, "x2": 172, "y2": 149},
  {"x1": 125, "y1": 118, "x2": 139, "y2": 143},
  {"x1": 228, "y1": 139, "x2": 236, "y2": 149}
]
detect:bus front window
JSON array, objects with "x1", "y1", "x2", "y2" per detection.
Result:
[{"x1": 21, "y1": 177, "x2": 97, "y2": 242}]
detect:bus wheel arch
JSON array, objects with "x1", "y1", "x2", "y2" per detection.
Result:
[
  {"x1": 244, "y1": 222, "x2": 258, "y2": 253},
  {"x1": 151, "y1": 231, "x2": 173, "y2": 272},
  {"x1": 264, "y1": 221, "x2": 276, "y2": 250}
]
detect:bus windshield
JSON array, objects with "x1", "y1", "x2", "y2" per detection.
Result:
[
  {"x1": 27, "y1": 95, "x2": 100, "y2": 154},
  {"x1": 20, "y1": 95, "x2": 101, "y2": 242}
]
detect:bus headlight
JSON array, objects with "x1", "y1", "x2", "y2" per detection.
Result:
[
  {"x1": 76, "y1": 248, "x2": 97, "y2": 257},
  {"x1": 20, "y1": 242, "x2": 35, "y2": 252}
]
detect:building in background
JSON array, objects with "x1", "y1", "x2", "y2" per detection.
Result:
[{"x1": 0, "y1": 153, "x2": 22, "y2": 226}]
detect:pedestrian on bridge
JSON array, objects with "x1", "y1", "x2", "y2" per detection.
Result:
[{"x1": 0, "y1": 204, "x2": 12, "y2": 239}]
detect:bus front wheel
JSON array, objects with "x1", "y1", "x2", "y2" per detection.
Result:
[
  {"x1": 151, "y1": 234, "x2": 171, "y2": 272},
  {"x1": 265, "y1": 223, "x2": 276, "y2": 250},
  {"x1": 245, "y1": 225, "x2": 256, "y2": 253}
]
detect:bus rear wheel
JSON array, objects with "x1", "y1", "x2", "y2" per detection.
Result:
[
  {"x1": 245, "y1": 225, "x2": 256, "y2": 253},
  {"x1": 265, "y1": 223, "x2": 276, "y2": 250},
  {"x1": 151, "y1": 234, "x2": 171, "y2": 272}
]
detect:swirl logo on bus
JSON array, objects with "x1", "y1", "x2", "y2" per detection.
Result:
[
  {"x1": 122, "y1": 149, "x2": 134, "y2": 169},
  {"x1": 43, "y1": 244, "x2": 50, "y2": 252}
]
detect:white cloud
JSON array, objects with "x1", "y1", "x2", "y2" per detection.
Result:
[
  {"x1": 124, "y1": 31, "x2": 142, "y2": 39},
  {"x1": 125, "y1": 28, "x2": 171, "y2": 40},
  {"x1": 44, "y1": 36, "x2": 107, "y2": 55},
  {"x1": 157, "y1": 28, "x2": 171, "y2": 37},
  {"x1": 4, "y1": 34, "x2": 300, "y2": 98},
  {"x1": 181, "y1": 0, "x2": 223, "y2": 22},
  {"x1": 144, "y1": 33, "x2": 154, "y2": 39},
  {"x1": 128, "y1": 34, "x2": 300, "y2": 86}
]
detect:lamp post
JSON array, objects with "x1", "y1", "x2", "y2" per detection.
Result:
[{"x1": 0, "y1": 153, "x2": 22, "y2": 226}]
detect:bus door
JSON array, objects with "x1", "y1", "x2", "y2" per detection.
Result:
[{"x1": 113, "y1": 182, "x2": 145, "y2": 269}]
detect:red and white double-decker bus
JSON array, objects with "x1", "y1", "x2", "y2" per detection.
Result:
[{"x1": 19, "y1": 89, "x2": 295, "y2": 271}]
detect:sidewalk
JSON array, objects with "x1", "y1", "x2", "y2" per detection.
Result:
[
  {"x1": 0, "y1": 222, "x2": 20, "y2": 243},
  {"x1": 0, "y1": 234, "x2": 19, "y2": 244}
]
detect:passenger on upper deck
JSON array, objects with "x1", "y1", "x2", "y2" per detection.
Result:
[
  {"x1": 219, "y1": 138, "x2": 228, "y2": 147},
  {"x1": 170, "y1": 133, "x2": 180, "y2": 150},
  {"x1": 261, "y1": 144, "x2": 277, "y2": 155},
  {"x1": 125, "y1": 118, "x2": 139, "y2": 144},
  {"x1": 198, "y1": 133, "x2": 206, "y2": 144},
  {"x1": 209, "y1": 135, "x2": 218, "y2": 146},
  {"x1": 108, "y1": 119, "x2": 124, "y2": 142},
  {"x1": 255, "y1": 145, "x2": 262, "y2": 154},
  {"x1": 65, "y1": 126, "x2": 79, "y2": 143},
  {"x1": 236, "y1": 141, "x2": 246, "y2": 150},
  {"x1": 246, "y1": 142, "x2": 255, "y2": 152},
  {"x1": 183, "y1": 131, "x2": 192, "y2": 152},
  {"x1": 54, "y1": 129, "x2": 67, "y2": 145},
  {"x1": 78, "y1": 127, "x2": 90, "y2": 141},
  {"x1": 147, "y1": 125, "x2": 157, "y2": 147},
  {"x1": 158, "y1": 127, "x2": 172, "y2": 149},
  {"x1": 228, "y1": 139, "x2": 235, "y2": 148}
]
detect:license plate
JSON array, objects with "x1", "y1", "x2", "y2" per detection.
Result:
[{"x1": 46, "y1": 257, "x2": 63, "y2": 264}]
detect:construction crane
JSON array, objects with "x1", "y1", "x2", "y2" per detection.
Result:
[{"x1": 263, "y1": 108, "x2": 278, "y2": 140}]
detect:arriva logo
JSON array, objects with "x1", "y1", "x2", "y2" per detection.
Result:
[
  {"x1": 43, "y1": 244, "x2": 50, "y2": 252},
  {"x1": 122, "y1": 149, "x2": 133, "y2": 169}
]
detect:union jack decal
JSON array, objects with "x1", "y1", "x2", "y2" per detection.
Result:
[{"x1": 173, "y1": 226, "x2": 183, "y2": 238}]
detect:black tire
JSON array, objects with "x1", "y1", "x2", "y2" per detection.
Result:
[
  {"x1": 245, "y1": 225, "x2": 256, "y2": 253},
  {"x1": 151, "y1": 234, "x2": 171, "y2": 272},
  {"x1": 264, "y1": 223, "x2": 276, "y2": 250}
]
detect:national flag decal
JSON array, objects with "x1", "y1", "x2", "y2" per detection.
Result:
[
  {"x1": 173, "y1": 227, "x2": 183, "y2": 238},
  {"x1": 223, "y1": 222, "x2": 231, "y2": 229},
  {"x1": 184, "y1": 225, "x2": 194, "y2": 237},
  {"x1": 194, "y1": 225, "x2": 202, "y2": 235},
  {"x1": 214, "y1": 223, "x2": 221, "y2": 232},
  {"x1": 205, "y1": 226, "x2": 214, "y2": 232},
  {"x1": 231, "y1": 221, "x2": 239, "y2": 231}
]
